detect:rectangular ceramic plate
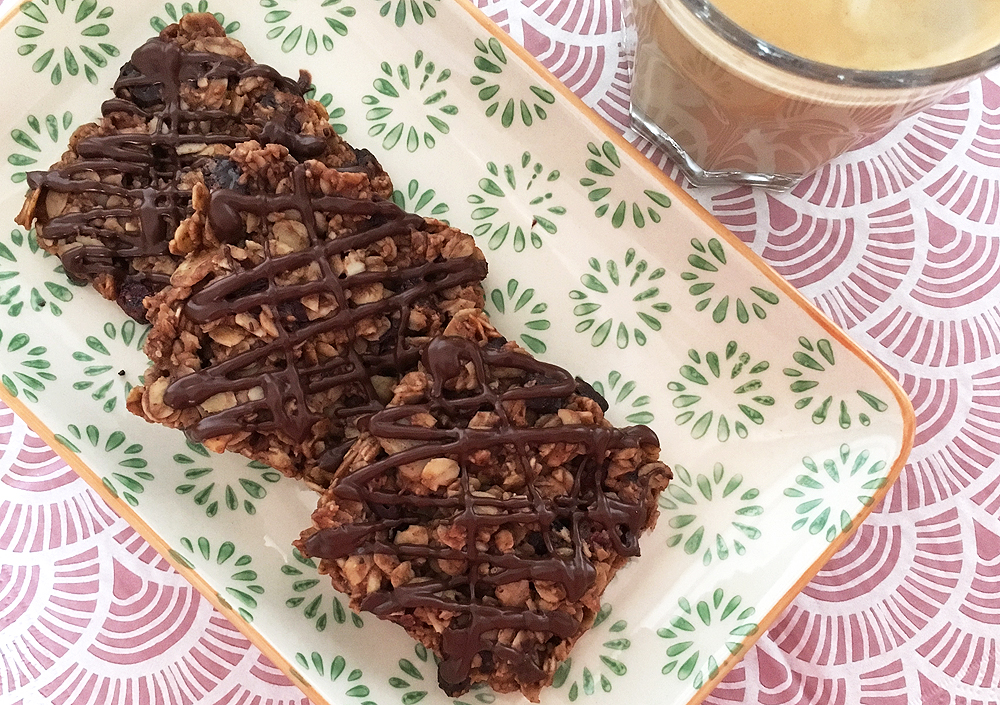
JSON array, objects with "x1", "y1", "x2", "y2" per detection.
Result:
[{"x1": 0, "y1": 1, "x2": 914, "y2": 704}]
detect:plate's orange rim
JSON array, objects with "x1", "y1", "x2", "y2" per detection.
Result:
[
  {"x1": 0, "y1": 2, "x2": 18, "y2": 30},
  {"x1": 0, "y1": 0, "x2": 915, "y2": 703}
]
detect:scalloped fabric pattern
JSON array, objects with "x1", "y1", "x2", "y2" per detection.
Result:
[{"x1": 1, "y1": 0, "x2": 995, "y2": 704}]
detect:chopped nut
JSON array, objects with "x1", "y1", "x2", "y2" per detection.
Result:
[
  {"x1": 421, "y1": 457, "x2": 460, "y2": 490},
  {"x1": 258, "y1": 306, "x2": 279, "y2": 338},
  {"x1": 199, "y1": 391, "x2": 237, "y2": 413},
  {"x1": 341, "y1": 555, "x2": 369, "y2": 586},
  {"x1": 351, "y1": 282, "x2": 385, "y2": 305},
  {"x1": 390, "y1": 561, "x2": 415, "y2": 588},
  {"x1": 392, "y1": 372, "x2": 428, "y2": 404},
  {"x1": 394, "y1": 525, "x2": 429, "y2": 546},
  {"x1": 207, "y1": 324, "x2": 247, "y2": 347},
  {"x1": 441, "y1": 232, "x2": 477, "y2": 259},
  {"x1": 397, "y1": 460, "x2": 427, "y2": 487},
  {"x1": 170, "y1": 250, "x2": 219, "y2": 287},
  {"x1": 494, "y1": 529, "x2": 515, "y2": 553},
  {"x1": 381, "y1": 437, "x2": 418, "y2": 456},
  {"x1": 373, "y1": 552, "x2": 400, "y2": 574},
  {"x1": 435, "y1": 523, "x2": 466, "y2": 550},
  {"x1": 408, "y1": 412, "x2": 437, "y2": 428},
  {"x1": 344, "y1": 250, "x2": 366, "y2": 276},
  {"x1": 175, "y1": 141, "x2": 208, "y2": 155},
  {"x1": 496, "y1": 580, "x2": 530, "y2": 607},
  {"x1": 407, "y1": 308, "x2": 428, "y2": 331},
  {"x1": 534, "y1": 580, "x2": 567, "y2": 604},
  {"x1": 233, "y1": 312, "x2": 260, "y2": 334},
  {"x1": 469, "y1": 411, "x2": 498, "y2": 429},
  {"x1": 142, "y1": 376, "x2": 176, "y2": 421},
  {"x1": 370, "y1": 375, "x2": 396, "y2": 403},
  {"x1": 44, "y1": 190, "x2": 69, "y2": 219},
  {"x1": 271, "y1": 218, "x2": 309, "y2": 254},
  {"x1": 557, "y1": 408, "x2": 584, "y2": 425},
  {"x1": 436, "y1": 558, "x2": 467, "y2": 576},
  {"x1": 366, "y1": 567, "x2": 384, "y2": 594}
]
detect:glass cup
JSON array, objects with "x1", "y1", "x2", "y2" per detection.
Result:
[{"x1": 624, "y1": 0, "x2": 1000, "y2": 189}]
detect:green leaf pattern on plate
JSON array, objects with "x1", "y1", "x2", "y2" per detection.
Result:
[
  {"x1": 452, "y1": 685, "x2": 497, "y2": 705},
  {"x1": 552, "y1": 604, "x2": 631, "y2": 699},
  {"x1": 469, "y1": 37, "x2": 555, "y2": 127},
  {"x1": 303, "y1": 83, "x2": 349, "y2": 134},
  {"x1": 388, "y1": 642, "x2": 435, "y2": 705},
  {"x1": 383, "y1": 644, "x2": 494, "y2": 704},
  {"x1": 467, "y1": 151, "x2": 564, "y2": 252},
  {"x1": 682, "y1": 237, "x2": 779, "y2": 323},
  {"x1": 374, "y1": 0, "x2": 439, "y2": 27},
  {"x1": 784, "y1": 336, "x2": 889, "y2": 428},
  {"x1": 7, "y1": 112, "x2": 74, "y2": 183},
  {"x1": 391, "y1": 178, "x2": 449, "y2": 220},
  {"x1": 579, "y1": 141, "x2": 671, "y2": 228},
  {"x1": 0, "y1": 329, "x2": 55, "y2": 403},
  {"x1": 591, "y1": 370, "x2": 654, "y2": 424},
  {"x1": 71, "y1": 319, "x2": 147, "y2": 412},
  {"x1": 364, "y1": 51, "x2": 456, "y2": 152},
  {"x1": 179, "y1": 536, "x2": 264, "y2": 621},
  {"x1": 281, "y1": 548, "x2": 364, "y2": 630},
  {"x1": 569, "y1": 248, "x2": 672, "y2": 348},
  {"x1": 150, "y1": 2, "x2": 239, "y2": 33},
  {"x1": 486, "y1": 278, "x2": 550, "y2": 354},
  {"x1": 658, "y1": 590, "x2": 757, "y2": 689},
  {"x1": 15, "y1": 0, "x2": 120, "y2": 85},
  {"x1": 173, "y1": 441, "x2": 283, "y2": 517},
  {"x1": 658, "y1": 463, "x2": 763, "y2": 565},
  {"x1": 0, "y1": 228, "x2": 78, "y2": 317},
  {"x1": 669, "y1": 342, "x2": 773, "y2": 441},
  {"x1": 259, "y1": 0, "x2": 355, "y2": 54},
  {"x1": 292, "y1": 651, "x2": 373, "y2": 701},
  {"x1": 784, "y1": 443, "x2": 888, "y2": 542},
  {"x1": 55, "y1": 422, "x2": 150, "y2": 506}
]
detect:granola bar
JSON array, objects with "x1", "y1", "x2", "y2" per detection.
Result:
[
  {"x1": 127, "y1": 142, "x2": 488, "y2": 487},
  {"x1": 15, "y1": 13, "x2": 389, "y2": 320},
  {"x1": 296, "y1": 320, "x2": 671, "y2": 701}
]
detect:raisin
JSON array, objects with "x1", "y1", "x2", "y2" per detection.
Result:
[
  {"x1": 484, "y1": 336, "x2": 509, "y2": 351},
  {"x1": 212, "y1": 158, "x2": 244, "y2": 192},
  {"x1": 526, "y1": 531, "x2": 549, "y2": 556},
  {"x1": 525, "y1": 393, "x2": 562, "y2": 414},
  {"x1": 115, "y1": 279, "x2": 154, "y2": 322},
  {"x1": 438, "y1": 672, "x2": 471, "y2": 697},
  {"x1": 524, "y1": 373, "x2": 566, "y2": 413},
  {"x1": 574, "y1": 377, "x2": 609, "y2": 412},
  {"x1": 276, "y1": 299, "x2": 309, "y2": 323},
  {"x1": 116, "y1": 62, "x2": 163, "y2": 109},
  {"x1": 374, "y1": 320, "x2": 401, "y2": 356},
  {"x1": 478, "y1": 649, "x2": 495, "y2": 674},
  {"x1": 318, "y1": 439, "x2": 352, "y2": 473}
]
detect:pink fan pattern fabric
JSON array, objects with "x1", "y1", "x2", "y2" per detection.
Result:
[{"x1": 2, "y1": 0, "x2": 999, "y2": 703}]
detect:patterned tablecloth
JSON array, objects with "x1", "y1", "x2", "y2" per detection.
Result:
[{"x1": 2, "y1": 0, "x2": 999, "y2": 704}]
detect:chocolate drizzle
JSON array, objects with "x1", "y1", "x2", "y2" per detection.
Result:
[
  {"x1": 162, "y1": 165, "x2": 488, "y2": 448},
  {"x1": 303, "y1": 337, "x2": 661, "y2": 689},
  {"x1": 24, "y1": 32, "x2": 336, "y2": 316}
]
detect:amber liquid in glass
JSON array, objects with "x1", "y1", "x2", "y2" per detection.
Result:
[{"x1": 630, "y1": 0, "x2": 1000, "y2": 183}]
